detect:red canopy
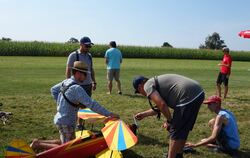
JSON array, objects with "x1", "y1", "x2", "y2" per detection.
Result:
[{"x1": 239, "y1": 30, "x2": 250, "y2": 38}]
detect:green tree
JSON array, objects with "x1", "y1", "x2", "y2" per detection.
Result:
[
  {"x1": 1, "y1": 37, "x2": 12, "y2": 41},
  {"x1": 67, "y1": 37, "x2": 79, "y2": 43},
  {"x1": 199, "y1": 32, "x2": 226, "y2": 50},
  {"x1": 162, "y1": 42, "x2": 173, "y2": 48}
]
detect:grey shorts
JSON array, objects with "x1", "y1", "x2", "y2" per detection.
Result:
[
  {"x1": 107, "y1": 69, "x2": 120, "y2": 81},
  {"x1": 57, "y1": 125, "x2": 75, "y2": 143}
]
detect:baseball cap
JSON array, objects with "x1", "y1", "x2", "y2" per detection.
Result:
[
  {"x1": 203, "y1": 95, "x2": 221, "y2": 104},
  {"x1": 80, "y1": 37, "x2": 94, "y2": 45},
  {"x1": 133, "y1": 76, "x2": 147, "y2": 93},
  {"x1": 222, "y1": 47, "x2": 229, "y2": 52}
]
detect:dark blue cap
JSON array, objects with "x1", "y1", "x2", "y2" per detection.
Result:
[
  {"x1": 109, "y1": 41, "x2": 116, "y2": 48},
  {"x1": 80, "y1": 37, "x2": 94, "y2": 45},
  {"x1": 133, "y1": 76, "x2": 147, "y2": 93}
]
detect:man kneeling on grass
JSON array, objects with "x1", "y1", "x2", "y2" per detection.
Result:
[
  {"x1": 30, "y1": 61, "x2": 119, "y2": 151},
  {"x1": 186, "y1": 95, "x2": 240, "y2": 157}
]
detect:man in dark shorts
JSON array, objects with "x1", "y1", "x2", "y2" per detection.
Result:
[
  {"x1": 186, "y1": 95, "x2": 240, "y2": 157},
  {"x1": 216, "y1": 47, "x2": 232, "y2": 99},
  {"x1": 133, "y1": 74, "x2": 205, "y2": 158}
]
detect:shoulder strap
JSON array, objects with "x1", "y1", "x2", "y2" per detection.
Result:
[
  {"x1": 75, "y1": 51, "x2": 92, "y2": 68},
  {"x1": 87, "y1": 53, "x2": 93, "y2": 68},
  {"x1": 60, "y1": 82, "x2": 86, "y2": 108},
  {"x1": 75, "y1": 51, "x2": 79, "y2": 61},
  {"x1": 147, "y1": 76, "x2": 161, "y2": 120}
]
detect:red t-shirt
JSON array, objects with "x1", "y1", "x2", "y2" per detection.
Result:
[{"x1": 220, "y1": 54, "x2": 232, "y2": 74}]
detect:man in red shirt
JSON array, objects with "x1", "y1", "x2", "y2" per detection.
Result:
[{"x1": 216, "y1": 47, "x2": 232, "y2": 99}]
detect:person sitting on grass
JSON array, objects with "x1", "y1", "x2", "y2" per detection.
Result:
[{"x1": 185, "y1": 95, "x2": 240, "y2": 157}]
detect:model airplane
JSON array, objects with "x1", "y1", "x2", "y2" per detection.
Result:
[{"x1": 5, "y1": 109, "x2": 138, "y2": 158}]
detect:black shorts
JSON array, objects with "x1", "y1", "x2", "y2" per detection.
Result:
[
  {"x1": 169, "y1": 92, "x2": 205, "y2": 140},
  {"x1": 217, "y1": 72, "x2": 229, "y2": 86}
]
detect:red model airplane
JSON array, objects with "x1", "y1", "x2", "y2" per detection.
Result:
[{"x1": 5, "y1": 109, "x2": 138, "y2": 158}]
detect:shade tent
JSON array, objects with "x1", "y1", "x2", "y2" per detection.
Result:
[{"x1": 238, "y1": 30, "x2": 250, "y2": 39}]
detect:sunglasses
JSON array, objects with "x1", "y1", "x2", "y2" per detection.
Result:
[{"x1": 85, "y1": 45, "x2": 92, "y2": 48}]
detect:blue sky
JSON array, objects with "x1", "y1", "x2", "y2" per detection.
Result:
[{"x1": 1, "y1": 0, "x2": 250, "y2": 51}]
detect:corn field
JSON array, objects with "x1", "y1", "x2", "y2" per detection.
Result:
[{"x1": 0, "y1": 41, "x2": 250, "y2": 61}]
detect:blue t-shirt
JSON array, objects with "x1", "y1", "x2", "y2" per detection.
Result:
[
  {"x1": 51, "y1": 76, "x2": 112, "y2": 126},
  {"x1": 219, "y1": 109, "x2": 240, "y2": 150},
  {"x1": 105, "y1": 48, "x2": 122, "y2": 69}
]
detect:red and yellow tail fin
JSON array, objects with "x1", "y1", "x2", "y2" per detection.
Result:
[{"x1": 4, "y1": 139, "x2": 36, "y2": 158}]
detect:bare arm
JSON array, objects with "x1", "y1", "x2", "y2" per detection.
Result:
[
  {"x1": 91, "y1": 67, "x2": 96, "y2": 83},
  {"x1": 218, "y1": 63, "x2": 231, "y2": 67},
  {"x1": 66, "y1": 65, "x2": 71, "y2": 78},
  {"x1": 91, "y1": 67, "x2": 97, "y2": 90},
  {"x1": 135, "y1": 109, "x2": 157, "y2": 120},
  {"x1": 189, "y1": 115, "x2": 224, "y2": 148}
]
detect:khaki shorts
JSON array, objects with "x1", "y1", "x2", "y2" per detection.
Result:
[
  {"x1": 57, "y1": 125, "x2": 75, "y2": 143},
  {"x1": 107, "y1": 69, "x2": 120, "y2": 81}
]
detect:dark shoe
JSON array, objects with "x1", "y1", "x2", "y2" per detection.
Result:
[
  {"x1": 118, "y1": 91, "x2": 122, "y2": 95},
  {"x1": 183, "y1": 146, "x2": 196, "y2": 153}
]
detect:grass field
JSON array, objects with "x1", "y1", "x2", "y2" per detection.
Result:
[{"x1": 0, "y1": 56, "x2": 250, "y2": 158}]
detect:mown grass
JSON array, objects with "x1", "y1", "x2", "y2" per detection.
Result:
[{"x1": 0, "y1": 57, "x2": 250, "y2": 158}]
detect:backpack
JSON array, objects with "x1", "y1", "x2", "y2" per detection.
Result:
[
  {"x1": 75, "y1": 50, "x2": 93, "y2": 69},
  {"x1": 60, "y1": 82, "x2": 86, "y2": 108}
]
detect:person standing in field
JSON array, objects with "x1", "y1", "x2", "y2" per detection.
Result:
[
  {"x1": 133, "y1": 74, "x2": 205, "y2": 158},
  {"x1": 186, "y1": 95, "x2": 240, "y2": 157},
  {"x1": 105, "y1": 41, "x2": 123, "y2": 95},
  {"x1": 65, "y1": 36, "x2": 97, "y2": 130},
  {"x1": 216, "y1": 47, "x2": 232, "y2": 99}
]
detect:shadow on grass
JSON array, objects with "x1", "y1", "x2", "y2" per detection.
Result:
[
  {"x1": 183, "y1": 152, "x2": 201, "y2": 157},
  {"x1": 122, "y1": 93, "x2": 145, "y2": 98},
  {"x1": 122, "y1": 149, "x2": 143, "y2": 158},
  {"x1": 137, "y1": 133, "x2": 166, "y2": 147},
  {"x1": 238, "y1": 149, "x2": 250, "y2": 158},
  {"x1": 231, "y1": 96, "x2": 250, "y2": 102}
]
